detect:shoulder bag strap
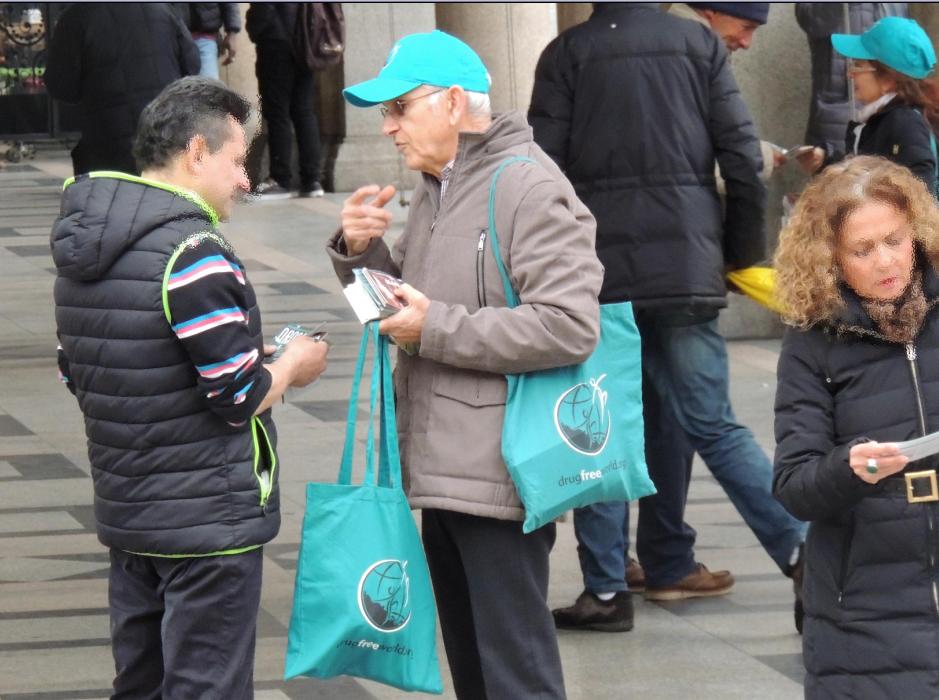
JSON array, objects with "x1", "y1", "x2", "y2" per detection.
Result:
[{"x1": 486, "y1": 155, "x2": 536, "y2": 310}]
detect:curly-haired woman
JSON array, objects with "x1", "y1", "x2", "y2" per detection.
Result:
[
  {"x1": 798, "y1": 17, "x2": 938, "y2": 195},
  {"x1": 773, "y1": 155, "x2": 939, "y2": 697}
]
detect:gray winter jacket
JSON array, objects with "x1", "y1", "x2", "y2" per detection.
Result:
[
  {"x1": 328, "y1": 111, "x2": 603, "y2": 521},
  {"x1": 796, "y1": 2, "x2": 908, "y2": 158}
]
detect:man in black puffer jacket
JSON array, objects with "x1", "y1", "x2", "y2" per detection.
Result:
[
  {"x1": 45, "y1": 3, "x2": 200, "y2": 176},
  {"x1": 51, "y1": 77, "x2": 328, "y2": 698},
  {"x1": 532, "y1": 3, "x2": 804, "y2": 629}
]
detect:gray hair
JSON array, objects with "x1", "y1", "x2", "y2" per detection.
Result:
[{"x1": 426, "y1": 85, "x2": 491, "y2": 117}]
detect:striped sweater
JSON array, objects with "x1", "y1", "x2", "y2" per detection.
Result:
[{"x1": 164, "y1": 234, "x2": 271, "y2": 425}]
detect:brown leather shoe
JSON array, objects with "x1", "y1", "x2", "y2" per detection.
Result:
[
  {"x1": 552, "y1": 591, "x2": 634, "y2": 632},
  {"x1": 626, "y1": 557, "x2": 646, "y2": 592},
  {"x1": 643, "y1": 563, "x2": 734, "y2": 601}
]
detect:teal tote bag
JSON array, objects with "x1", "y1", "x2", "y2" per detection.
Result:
[
  {"x1": 488, "y1": 157, "x2": 657, "y2": 533},
  {"x1": 284, "y1": 324, "x2": 443, "y2": 694}
]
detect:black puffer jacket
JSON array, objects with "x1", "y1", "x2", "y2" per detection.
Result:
[
  {"x1": 774, "y1": 260, "x2": 939, "y2": 698},
  {"x1": 245, "y1": 2, "x2": 298, "y2": 47},
  {"x1": 51, "y1": 174, "x2": 279, "y2": 556},
  {"x1": 843, "y1": 98, "x2": 938, "y2": 194},
  {"x1": 45, "y1": 3, "x2": 199, "y2": 175},
  {"x1": 528, "y1": 2, "x2": 766, "y2": 309}
]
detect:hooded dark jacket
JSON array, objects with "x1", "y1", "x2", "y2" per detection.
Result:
[
  {"x1": 774, "y1": 258, "x2": 939, "y2": 698},
  {"x1": 51, "y1": 174, "x2": 279, "y2": 556},
  {"x1": 45, "y1": 3, "x2": 200, "y2": 175},
  {"x1": 528, "y1": 2, "x2": 766, "y2": 311}
]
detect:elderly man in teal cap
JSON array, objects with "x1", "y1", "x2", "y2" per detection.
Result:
[{"x1": 327, "y1": 29, "x2": 604, "y2": 700}]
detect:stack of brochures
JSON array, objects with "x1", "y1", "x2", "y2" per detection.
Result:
[{"x1": 342, "y1": 268, "x2": 407, "y2": 324}]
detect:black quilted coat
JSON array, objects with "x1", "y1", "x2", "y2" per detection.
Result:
[
  {"x1": 774, "y1": 259, "x2": 939, "y2": 698},
  {"x1": 528, "y1": 2, "x2": 766, "y2": 310}
]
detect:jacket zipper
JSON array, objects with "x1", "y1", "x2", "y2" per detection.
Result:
[
  {"x1": 905, "y1": 342, "x2": 939, "y2": 617},
  {"x1": 476, "y1": 230, "x2": 487, "y2": 309},
  {"x1": 907, "y1": 343, "x2": 928, "y2": 436},
  {"x1": 837, "y1": 514, "x2": 855, "y2": 606}
]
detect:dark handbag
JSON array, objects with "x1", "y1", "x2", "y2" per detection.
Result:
[{"x1": 294, "y1": 3, "x2": 345, "y2": 70}]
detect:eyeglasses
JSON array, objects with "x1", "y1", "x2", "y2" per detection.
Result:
[
  {"x1": 378, "y1": 89, "x2": 445, "y2": 119},
  {"x1": 847, "y1": 60, "x2": 877, "y2": 74}
]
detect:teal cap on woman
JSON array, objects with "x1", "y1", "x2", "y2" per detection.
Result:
[{"x1": 832, "y1": 17, "x2": 936, "y2": 80}]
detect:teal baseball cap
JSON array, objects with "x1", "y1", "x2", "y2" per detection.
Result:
[
  {"x1": 832, "y1": 16, "x2": 936, "y2": 80},
  {"x1": 343, "y1": 30, "x2": 491, "y2": 108}
]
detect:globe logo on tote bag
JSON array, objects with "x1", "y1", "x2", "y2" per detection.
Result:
[
  {"x1": 357, "y1": 560, "x2": 412, "y2": 632},
  {"x1": 554, "y1": 374, "x2": 611, "y2": 456}
]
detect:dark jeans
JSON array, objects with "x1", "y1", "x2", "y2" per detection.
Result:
[
  {"x1": 574, "y1": 314, "x2": 807, "y2": 590},
  {"x1": 422, "y1": 509, "x2": 566, "y2": 700},
  {"x1": 108, "y1": 547, "x2": 263, "y2": 700},
  {"x1": 255, "y1": 41, "x2": 321, "y2": 190}
]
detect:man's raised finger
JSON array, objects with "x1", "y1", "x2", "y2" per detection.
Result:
[
  {"x1": 345, "y1": 185, "x2": 381, "y2": 207},
  {"x1": 369, "y1": 184, "x2": 397, "y2": 209}
]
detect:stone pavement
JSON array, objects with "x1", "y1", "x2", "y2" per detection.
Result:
[{"x1": 0, "y1": 153, "x2": 803, "y2": 699}]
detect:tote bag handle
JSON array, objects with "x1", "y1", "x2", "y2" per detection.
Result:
[
  {"x1": 337, "y1": 322, "x2": 402, "y2": 489},
  {"x1": 486, "y1": 155, "x2": 536, "y2": 310}
]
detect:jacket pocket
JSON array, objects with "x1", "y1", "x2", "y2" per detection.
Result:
[
  {"x1": 251, "y1": 416, "x2": 277, "y2": 507},
  {"x1": 432, "y1": 368, "x2": 506, "y2": 407},
  {"x1": 837, "y1": 512, "x2": 856, "y2": 607}
]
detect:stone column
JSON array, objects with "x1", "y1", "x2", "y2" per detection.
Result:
[
  {"x1": 218, "y1": 4, "x2": 265, "y2": 184},
  {"x1": 435, "y1": 3, "x2": 557, "y2": 112},
  {"x1": 722, "y1": 2, "x2": 810, "y2": 339},
  {"x1": 909, "y1": 5, "x2": 939, "y2": 49},
  {"x1": 331, "y1": 2, "x2": 436, "y2": 191}
]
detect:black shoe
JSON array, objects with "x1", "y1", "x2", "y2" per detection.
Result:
[
  {"x1": 253, "y1": 178, "x2": 293, "y2": 201},
  {"x1": 298, "y1": 181, "x2": 325, "y2": 198},
  {"x1": 552, "y1": 591, "x2": 634, "y2": 632}
]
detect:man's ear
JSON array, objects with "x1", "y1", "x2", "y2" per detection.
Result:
[
  {"x1": 185, "y1": 134, "x2": 209, "y2": 175},
  {"x1": 446, "y1": 85, "x2": 467, "y2": 126}
]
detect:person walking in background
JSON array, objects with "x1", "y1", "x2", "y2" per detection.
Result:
[
  {"x1": 45, "y1": 3, "x2": 199, "y2": 176},
  {"x1": 51, "y1": 77, "x2": 329, "y2": 698},
  {"x1": 173, "y1": 3, "x2": 242, "y2": 80},
  {"x1": 797, "y1": 16, "x2": 938, "y2": 193},
  {"x1": 667, "y1": 2, "x2": 786, "y2": 180},
  {"x1": 246, "y1": 2, "x2": 324, "y2": 200},
  {"x1": 331, "y1": 29, "x2": 604, "y2": 699},
  {"x1": 774, "y1": 156, "x2": 939, "y2": 698},
  {"x1": 530, "y1": 2, "x2": 806, "y2": 634},
  {"x1": 796, "y1": 2, "x2": 909, "y2": 164}
]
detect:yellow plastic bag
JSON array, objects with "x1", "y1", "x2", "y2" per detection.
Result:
[{"x1": 726, "y1": 266, "x2": 785, "y2": 314}]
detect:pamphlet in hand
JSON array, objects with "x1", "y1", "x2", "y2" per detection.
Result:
[
  {"x1": 770, "y1": 143, "x2": 816, "y2": 161},
  {"x1": 895, "y1": 430, "x2": 939, "y2": 462},
  {"x1": 265, "y1": 322, "x2": 327, "y2": 362},
  {"x1": 342, "y1": 268, "x2": 407, "y2": 324}
]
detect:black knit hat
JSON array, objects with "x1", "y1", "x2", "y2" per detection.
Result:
[{"x1": 689, "y1": 3, "x2": 770, "y2": 25}]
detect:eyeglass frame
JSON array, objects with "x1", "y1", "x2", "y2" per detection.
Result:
[
  {"x1": 378, "y1": 88, "x2": 446, "y2": 119},
  {"x1": 846, "y1": 59, "x2": 878, "y2": 74}
]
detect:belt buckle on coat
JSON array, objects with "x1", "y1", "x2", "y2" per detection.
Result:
[{"x1": 906, "y1": 470, "x2": 939, "y2": 503}]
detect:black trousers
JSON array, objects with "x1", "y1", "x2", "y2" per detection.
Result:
[
  {"x1": 255, "y1": 41, "x2": 321, "y2": 190},
  {"x1": 108, "y1": 547, "x2": 263, "y2": 700},
  {"x1": 421, "y1": 509, "x2": 566, "y2": 700}
]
